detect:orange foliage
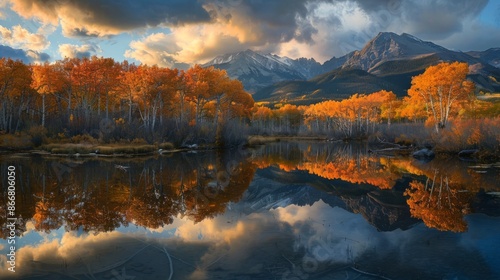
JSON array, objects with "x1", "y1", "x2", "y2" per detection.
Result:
[
  {"x1": 404, "y1": 179, "x2": 471, "y2": 232},
  {"x1": 406, "y1": 62, "x2": 474, "y2": 132}
]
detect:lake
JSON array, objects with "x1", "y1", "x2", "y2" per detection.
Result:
[{"x1": 1, "y1": 141, "x2": 499, "y2": 279}]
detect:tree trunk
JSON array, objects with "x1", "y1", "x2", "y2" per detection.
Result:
[{"x1": 42, "y1": 94, "x2": 46, "y2": 127}]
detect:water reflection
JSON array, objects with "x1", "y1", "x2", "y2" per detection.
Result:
[
  {"x1": 0, "y1": 150, "x2": 256, "y2": 238},
  {"x1": 0, "y1": 142, "x2": 499, "y2": 279},
  {"x1": 252, "y1": 142, "x2": 499, "y2": 232}
]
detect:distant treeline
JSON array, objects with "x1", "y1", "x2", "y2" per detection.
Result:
[{"x1": 0, "y1": 58, "x2": 498, "y2": 153}]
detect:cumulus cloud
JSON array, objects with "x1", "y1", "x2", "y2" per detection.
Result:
[
  {"x1": 120, "y1": 0, "x2": 497, "y2": 66},
  {"x1": 0, "y1": 24, "x2": 50, "y2": 51},
  {"x1": 0, "y1": 0, "x2": 8, "y2": 19},
  {"x1": 58, "y1": 43, "x2": 100, "y2": 59},
  {"x1": 9, "y1": 0, "x2": 212, "y2": 38},
  {"x1": 0, "y1": 44, "x2": 50, "y2": 63},
  {"x1": 124, "y1": 32, "x2": 190, "y2": 69},
  {"x1": 6, "y1": 0, "x2": 498, "y2": 65}
]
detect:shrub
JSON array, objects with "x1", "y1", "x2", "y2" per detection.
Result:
[
  {"x1": 158, "y1": 142, "x2": 174, "y2": 150},
  {"x1": 28, "y1": 126, "x2": 47, "y2": 147},
  {"x1": 131, "y1": 138, "x2": 148, "y2": 145},
  {"x1": 71, "y1": 134, "x2": 98, "y2": 144}
]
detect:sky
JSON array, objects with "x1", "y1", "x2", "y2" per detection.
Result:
[{"x1": 0, "y1": 0, "x2": 499, "y2": 68}]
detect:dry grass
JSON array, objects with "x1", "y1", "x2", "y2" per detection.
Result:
[
  {"x1": 0, "y1": 134, "x2": 33, "y2": 150},
  {"x1": 247, "y1": 135, "x2": 280, "y2": 146},
  {"x1": 42, "y1": 143, "x2": 94, "y2": 154},
  {"x1": 158, "y1": 142, "x2": 174, "y2": 150},
  {"x1": 40, "y1": 143, "x2": 162, "y2": 155}
]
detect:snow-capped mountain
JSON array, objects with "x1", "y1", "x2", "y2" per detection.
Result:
[
  {"x1": 340, "y1": 32, "x2": 489, "y2": 72},
  {"x1": 205, "y1": 32, "x2": 500, "y2": 96},
  {"x1": 203, "y1": 49, "x2": 351, "y2": 92},
  {"x1": 203, "y1": 50, "x2": 305, "y2": 93}
]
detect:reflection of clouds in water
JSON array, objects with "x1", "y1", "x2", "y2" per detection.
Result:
[
  {"x1": 172, "y1": 212, "x2": 291, "y2": 279},
  {"x1": 0, "y1": 231, "x2": 136, "y2": 278},
  {"x1": 273, "y1": 201, "x2": 500, "y2": 278},
  {"x1": 2, "y1": 202, "x2": 500, "y2": 279},
  {"x1": 275, "y1": 201, "x2": 376, "y2": 263}
]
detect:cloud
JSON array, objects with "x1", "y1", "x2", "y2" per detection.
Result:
[
  {"x1": 59, "y1": 43, "x2": 100, "y2": 59},
  {"x1": 7, "y1": 0, "x2": 497, "y2": 65},
  {"x1": 0, "y1": 44, "x2": 50, "y2": 63},
  {"x1": 0, "y1": 0, "x2": 8, "y2": 19},
  {"x1": 398, "y1": 0, "x2": 489, "y2": 40},
  {"x1": 124, "y1": 0, "x2": 325, "y2": 65},
  {"x1": 0, "y1": 24, "x2": 50, "y2": 51},
  {"x1": 124, "y1": 0, "x2": 497, "y2": 65},
  {"x1": 9, "y1": 0, "x2": 212, "y2": 38},
  {"x1": 124, "y1": 32, "x2": 190, "y2": 69}
]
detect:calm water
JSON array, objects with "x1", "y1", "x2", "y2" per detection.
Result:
[{"x1": 1, "y1": 142, "x2": 499, "y2": 280}]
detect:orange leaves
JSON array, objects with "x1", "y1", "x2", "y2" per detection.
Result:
[
  {"x1": 404, "y1": 178, "x2": 471, "y2": 232},
  {"x1": 31, "y1": 62, "x2": 64, "y2": 95},
  {"x1": 406, "y1": 62, "x2": 474, "y2": 131},
  {"x1": 299, "y1": 90, "x2": 397, "y2": 137}
]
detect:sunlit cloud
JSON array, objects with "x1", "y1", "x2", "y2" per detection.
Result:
[
  {"x1": 1, "y1": 0, "x2": 497, "y2": 65},
  {"x1": 58, "y1": 43, "x2": 100, "y2": 59},
  {"x1": 124, "y1": 32, "x2": 190, "y2": 69},
  {"x1": 0, "y1": 24, "x2": 50, "y2": 51},
  {"x1": 9, "y1": 0, "x2": 212, "y2": 38}
]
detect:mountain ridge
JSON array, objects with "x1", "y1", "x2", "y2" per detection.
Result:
[
  {"x1": 203, "y1": 32, "x2": 500, "y2": 101},
  {"x1": 203, "y1": 49, "x2": 354, "y2": 92}
]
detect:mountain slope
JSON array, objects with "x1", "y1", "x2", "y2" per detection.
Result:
[
  {"x1": 253, "y1": 68, "x2": 405, "y2": 104},
  {"x1": 254, "y1": 32, "x2": 500, "y2": 103},
  {"x1": 203, "y1": 49, "x2": 354, "y2": 92},
  {"x1": 342, "y1": 32, "x2": 449, "y2": 71},
  {"x1": 467, "y1": 48, "x2": 500, "y2": 68},
  {"x1": 202, "y1": 50, "x2": 306, "y2": 93}
]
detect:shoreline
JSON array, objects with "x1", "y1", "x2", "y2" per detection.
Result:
[{"x1": 1, "y1": 136, "x2": 498, "y2": 163}]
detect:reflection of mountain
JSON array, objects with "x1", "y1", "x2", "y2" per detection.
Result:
[
  {"x1": 244, "y1": 167, "x2": 417, "y2": 231},
  {"x1": 1, "y1": 142, "x2": 499, "y2": 238},
  {"x1": 247, "y1": 142, "x2": 500, "y2": 232}
]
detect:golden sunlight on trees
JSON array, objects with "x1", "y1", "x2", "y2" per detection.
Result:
[
  {"x1": 406, "y1": 62, "x2": 474, "y2": 132},
  {"x1": 2, "y1": 57, "x2": 254, "y2": 146},
  {"x1": 300, "y1": 90, "x2": 397, "y2": 138},
  {"x1": 404, "y1": 177, "x2": 472, "y2": 233}
]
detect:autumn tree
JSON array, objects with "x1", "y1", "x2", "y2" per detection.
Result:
[
  {"x1": 0, "y1": 58, "x2": 33, "y2": 133},
  {"x1": 406, "y1": 62, "x2": 474, "y2": 132},
  {"x1": 404, "y1": 177, "x2": 471, "y2": 233},
  {"x1": 31, "y1": 62, "x2": 65, "y2": 127}
]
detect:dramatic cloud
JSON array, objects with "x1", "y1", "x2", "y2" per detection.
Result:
[
  {"x1": 0, "y1": 24, "x2": 50, "y2": 51},
  {"x1": 9, "y1": 0, "x2": 212, "y2": 38},
  {"x1": 59, "y1": 43, "x2": 100, "y2": 59},
  {"x1": 0, "y1": 44, "x2": 50, "y2": 63},
  {"x1": 4, "y1": 0, "x2": 499, "y2": 65},
  {"x1": 120, "y1": 0, "x2": 497, "y2": 66},
  {"x1": 124, "y1": 32, "x2": 190, "y2": 69}
]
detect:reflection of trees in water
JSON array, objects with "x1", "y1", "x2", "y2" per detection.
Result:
[
  {"x1": 254, "y1": 142, "x2": 498, "y2": 193},
  {"x1": 0, "y1": 151, "x2": 256, "y2": 237},
  {"x1": 253, "y1": 143, "x2": 400, "y2": 189},
  {"x1": 252, "y1": 142, "x2": 498, "y2": 232},
  {"x1": 404, "y1": 170, "x2": 473, "y2": 232}
]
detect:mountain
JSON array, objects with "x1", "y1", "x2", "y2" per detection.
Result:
[
  {"x1": 342, "y1": 32, "x2": 449, "y2": 71},
  {"x1": 467, "y1": 48, "x2": 500, "y2": 68},
  {"x1": 254, "y1": 32, "x2": 500, "y2": 103},
  {"x1": 252, "y1": 68, "x2": 405, "y2": 104},
  {"x1": 202, "y1": 50, "x2": 305, "y2": 93},
  {"x1": 203, "y1": 49, "x2": 353, "y2": 92}
]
